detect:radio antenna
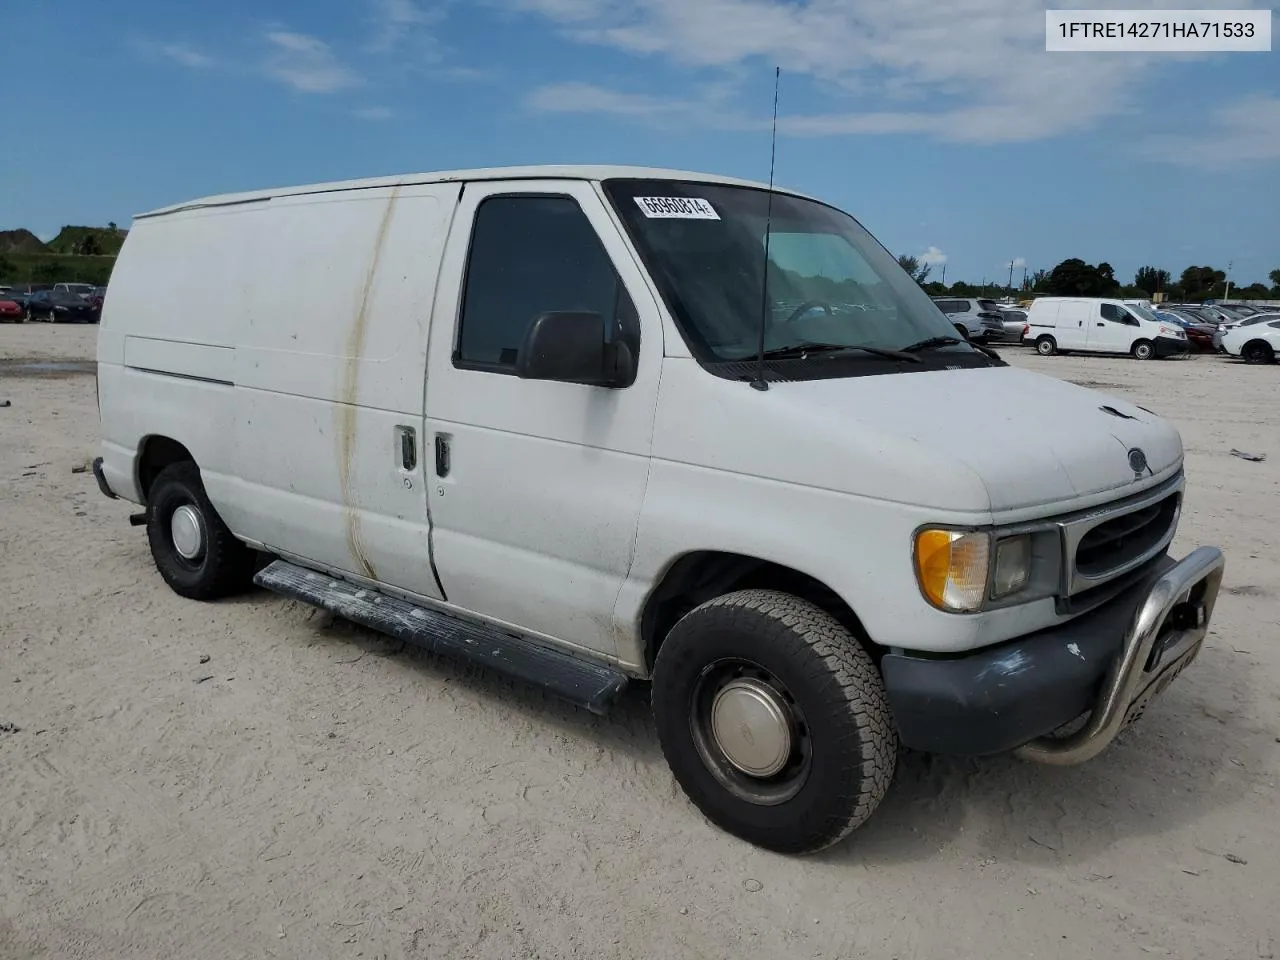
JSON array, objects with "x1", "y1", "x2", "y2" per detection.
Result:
[{"x1": 750, "y1": 66, "x2": 781, "y2": 392}]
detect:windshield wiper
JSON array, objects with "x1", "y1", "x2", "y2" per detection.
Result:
[
  {"x1": 755, "y1": 342, "x2": 921, "y2": 363},
  {"x1": 901, "y1": 336, "x2": 966, "y2": 353},
  {"x1": 901, "y1": 335, "x2": 1006, "y2": 364}
]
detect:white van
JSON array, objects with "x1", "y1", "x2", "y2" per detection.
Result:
[
  {"x1": 1027, "y1": 297, "x2": 1189, "y2": 359},
  {"x1": 93, "y1": 166, "x2": 1224, "y2": 853}
]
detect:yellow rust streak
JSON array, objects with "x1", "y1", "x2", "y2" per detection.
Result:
[{"x1": 337, "y1": 186, "x2": 401, "y2": 581}]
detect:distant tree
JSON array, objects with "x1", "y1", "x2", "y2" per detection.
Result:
[
  {"x1": 1134, "y1": 266, "x2": 1171, "y2": 296},
  {"x1": 949, "y1": 281, "x2": 977, "y2": 296},
  {"x1": 0, "y1": 254, "x2": 14, "y2": 281},
  {"x1": 108, "y1": 221, "x2": 118, "y2": 231},
  {"x1": 1179, "y1": 265, "x2": 1226, "y2": 301},
  {"x1": 1030, "y1": 268, "x2": 1050, "y2": 292},
  {"x1": 1269, "y1": 268, "x2": 1280, "y2": 294},
  {"x1": 77, "y1": 234, "x2": 102, "y2": 256},
  {"x1": 1119, "y1": 284, "x2": 1149, "y2": 298},
  {"x1": 1042, "y1": 258, "x2": 1119, "y2": 296},
  {"x1": 921, "y1": 280, "x2": 947, "y2": 296},
  {"x1": 896, "y1": 253, "x2": 932, "y2": 284},
  {"x1": 1235, "y1": 283, "x2": 1271, "y2": 300}
]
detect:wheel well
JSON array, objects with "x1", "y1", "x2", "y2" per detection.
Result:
[
  {"x1": 1244, "y1": 338, "x2": 1273, "y2": 354},
  {"x1": 641, "y1": 552, "x2": 876, "y2": 671},
  {"x1": 137, "y1": 436, "x2": 195, "y2": 501}
]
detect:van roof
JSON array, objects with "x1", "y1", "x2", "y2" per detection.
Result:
[
  {"x1": 1031, "y1": 297, "x2": 1128, "y2": 304},
  {"x1": 137, "y1": 165, "x2": 815, "y2": 219}
]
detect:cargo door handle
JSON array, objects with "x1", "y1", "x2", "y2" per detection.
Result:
[
  {"x1": 395, "y1": 425, "x2": 417, "y2": 470},
  {"x1": 434, "y1": 435, "x2": 451, "y2": 478},
  {"x1": 1097, "y1": 322, "x2": 1105, "y2": 327}
]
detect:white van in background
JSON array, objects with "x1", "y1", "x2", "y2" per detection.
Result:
[
  {"x1": 93, "y1": 166, "x2": 1224, "y2": 854},
  {"x1": 1027, "y1": 297, "x2": 1189, "y2": 360}
]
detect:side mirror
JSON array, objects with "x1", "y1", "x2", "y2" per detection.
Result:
[{"x1": 515, "y1": 311, "x2": 636, "y2": 388}]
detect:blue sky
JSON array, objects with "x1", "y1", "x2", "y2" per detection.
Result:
[{"x1": 4, "y1": 0, "x2": 1277, "y2": 286}]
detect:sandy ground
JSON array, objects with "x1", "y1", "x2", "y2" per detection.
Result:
[{"x1": 1, "y1": 323, "x2": 1277, "y2": 960}]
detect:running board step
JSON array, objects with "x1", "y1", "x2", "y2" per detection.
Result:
[{"x1": 253, "y1": 560, "x2": 629, "y2": 715}]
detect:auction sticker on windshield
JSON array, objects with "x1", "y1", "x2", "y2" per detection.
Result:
[{"x1": 634, "y1": 196, "x2": 721, "y2": 220}]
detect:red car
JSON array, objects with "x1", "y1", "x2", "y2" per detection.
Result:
[{"x1": 0, "y1": 297, "x2": 23, "y2": 323}]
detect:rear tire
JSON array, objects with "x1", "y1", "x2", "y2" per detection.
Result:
[
  {"x1": 146, "y1": 461, "x2": 256, "y2": 601},
  {"x1": 651, "y1": 590, "x2": 896, "y2": 854},
  {"x1": 1242, "y1": 341, "x2": 1275, "y2": 365},
  {"x1": 1132, "y1": 339, "x2": 1154, "y2": 360},
  {"x1": 1035, "y1": 335, "x2": 1057, "y2": 356}
]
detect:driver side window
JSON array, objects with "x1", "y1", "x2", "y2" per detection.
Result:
[
  {"x1": 1101, "y1": 303, "x2": 1138, "y2": 326},
  {"x1": 455, "y1": 195, "x2": 638, "y2": 373}
]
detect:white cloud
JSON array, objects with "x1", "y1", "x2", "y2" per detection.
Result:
[
  {"x1": 439, "y1": 65, "x2": 493, "y2": 82},
  {"x1": 514, "y1": 0, "x2": 1261, "y2": 144},
  {"x1": 527, "y1": 82, "x2": 685, "y2": 117},
  {"x1": 353, "y1": 105, "x2": 395, "y2": 120},
  {"x1": 153, "y1": 42, "x2": 214, "y2": 69},
  {"x1": 366, "y1": 0, "x2": 446, "y2": 53},
  {"x1": 263, "y1": 31, "x2": 362, "y2": 93},
  {"x1": 1006, "y1": 257, "x2": 1027, "y2": 269},
  {"x1": 920, "y1": 246, "x2": 948, "y2": 266},
  {"x1": 1141, "y1": 94, "x2": 1280, "y2": 168}
]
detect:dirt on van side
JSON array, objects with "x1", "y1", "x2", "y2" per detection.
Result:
[{"x1": 2, "y1": 325, "x2": 1278, "y2": 960}]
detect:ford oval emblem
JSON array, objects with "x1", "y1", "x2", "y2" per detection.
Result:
[{"x1": 1128, "y1": 448, "x2": 1148, "y2": 474}]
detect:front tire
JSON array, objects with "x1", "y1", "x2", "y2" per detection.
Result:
[
  {"x1": 146, "y1": 461, "x2": 256, "y2": 601},
  {"x1": 1132, "y1": 339, "x2": 1154, "y2": 360},
  {"x1": 1242, "y1": 341, "x2": 1275, "y2": 365},
  {"x1": 651, "y1": 590, "x2": 896, "y2": 854}
]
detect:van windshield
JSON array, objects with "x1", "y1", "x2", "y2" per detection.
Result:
[
  {"x1": 603, "y1": 179, "x2": 981, "y2": 369},
  {"x1": 1127, "y1": 302, "x2": 1158, "y2": 322}
]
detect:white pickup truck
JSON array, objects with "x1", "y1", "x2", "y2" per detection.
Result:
[{"x1": 93, "y1": 165, "x2": 1225, "y2": 853}]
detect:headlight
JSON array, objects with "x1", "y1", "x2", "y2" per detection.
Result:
[
  {"x1": 1157, "y1": 325, "x2": 1183, "y2": 338},
  {"x1": 914, "y1": 529, "x2": 1032, "y2": 612},
  {"x1": 992, "y1": 535, "x2": 1031, "y2": 597}
]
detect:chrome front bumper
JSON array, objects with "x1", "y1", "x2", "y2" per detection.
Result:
[{"x1": 1014, "y1": 545, "x2": 1225, "y2": 765}]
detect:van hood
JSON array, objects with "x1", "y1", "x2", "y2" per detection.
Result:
[{"x1": 655, "y1": 363, "x2": 1184, "y2": 515}]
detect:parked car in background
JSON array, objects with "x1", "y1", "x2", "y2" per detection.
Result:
[
  {"x1": 0, "y1": 296, "x2": 23, "y2": 322},
  {"x1": 1221, "y1": 318, "x2": 1280, "y2": 364},
  {"x1": 1213, "y1": 312, "x2": 1280, "y2": 351},
  {"x1": 993, "y1": 307, "x2": 1028, "y2": 343},
  {"x1": 53, "y1": 282, "x2": 96, "y2": 300},
  {"x1": 1154, "y1": 311, "x2": 1214, "y2": 351},
  {"x1": 0, "y1": 283, "x2": 52, "y2": 310},
  {"x1": 24, "y1": 289, "x2": 101, "y2": 323},
  {"x1": 1027, "y1": 297, "x2": 1188, "y2": 359},
  {"x1": 932, "y1": 297, "x2": 1007, "y2": 342}
]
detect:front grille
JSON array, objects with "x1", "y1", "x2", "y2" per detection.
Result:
[{"x1": 1075, "y1": 492, "x2": 1180, "y2": 580}]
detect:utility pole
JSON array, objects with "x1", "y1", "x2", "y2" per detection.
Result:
[
  {"x1": 1007, "y1": 260, "x2": 1015, "y2": 295},
  {"x1": 1223, "y1": 260, "x2": 1233, "y2": 302},
  {"x1": 1022, "y1": 265, "x2": 1028, "y2": 291},
  {"x1": 941, "y1": 263, "x2": 946, "y2": 287}
]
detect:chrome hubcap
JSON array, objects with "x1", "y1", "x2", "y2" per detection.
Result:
[
  {"x1": 170, "y1": 505, "x2": 204, "y2": 560},
  {"x1": 709, "y1": 678, "x2": 794, "y2": 778}
]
